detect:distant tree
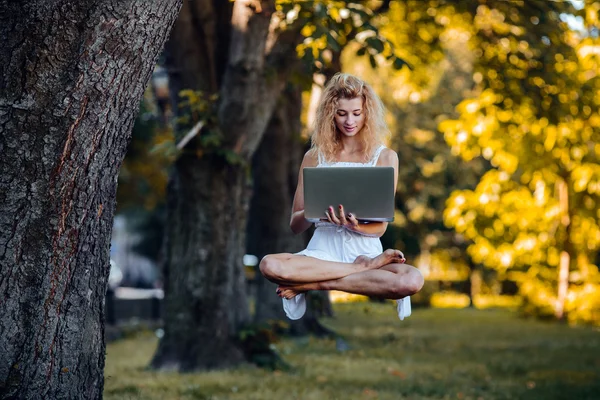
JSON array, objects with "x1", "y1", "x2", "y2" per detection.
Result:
[
  {"x1": 150, "y1": 0, "x2": 304, "y2": 371},
  {"x1": 0, "y1": 0, "x2": 181, "y2": 397}
]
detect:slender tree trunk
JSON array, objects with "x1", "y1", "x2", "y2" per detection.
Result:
[
  {"x1": 0, "y1": 1, "x2": 181, "y2": 397},
  {"x1": 555, "y1": 178, "x2": 571, "y2": 320},
  {"x1": 469, "y1": 265, "x2": 482, "y2": 308}
]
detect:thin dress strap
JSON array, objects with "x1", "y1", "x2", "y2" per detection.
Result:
[
  {"x1": 317, "y1": 150, "x2": 325, "y2": 166},
  {"x1": 370, "y1": 145, "x2": 386, "y2": 166}
]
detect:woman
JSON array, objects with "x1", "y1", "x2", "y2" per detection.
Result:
[{"x1": 260, "y1": 73, "x2": 424, "y2": 320}]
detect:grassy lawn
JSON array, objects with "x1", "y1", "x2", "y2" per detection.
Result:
[{"x1": 104, "y1": 303, "x2": 600, "y2": 400}]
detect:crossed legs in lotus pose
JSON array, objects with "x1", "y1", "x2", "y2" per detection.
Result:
[{"x1": 260, "y1": 249, "x2": 424, "y2": 301}]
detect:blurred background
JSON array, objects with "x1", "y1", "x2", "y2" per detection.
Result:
[{"x1": 104, "y1": 0, "x2": 600, "y2": 399}]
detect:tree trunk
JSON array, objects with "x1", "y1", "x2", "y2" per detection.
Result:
[
  {"x1": 249, "y1": 83, "x2": 335, "y2": 336},
  {"x1": 468, "y1": 265, "x2": 482, "y2": 308},
  {"x1": 151, "y1": 0, "x2": 302, "y2": 370},
  {"x1": 0, "y1": 1, "x2": 181, "y2": 398},
  {"x1": 248, "y1": 84, "x2": 306, "y2": 324},
  {"x1": 151, "y1": 155, "x2": 250, "y2": 370},
  {"x1": 555, "y1": 178, "x2": 571, "y2": 320}
]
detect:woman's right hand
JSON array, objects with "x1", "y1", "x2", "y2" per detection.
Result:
[{"x1": 323, "y1": 204, "x2": 359, "y2": 230}]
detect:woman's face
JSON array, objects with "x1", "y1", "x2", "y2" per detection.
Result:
[{"x1": 334, "y1": 97, "x2": 365, "y2": 138}]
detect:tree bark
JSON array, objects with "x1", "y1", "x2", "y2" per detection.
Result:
[
  {"x1": 151, "y1": 154, "x2": 251, "y2": 370},
  {"x1": 0, "y1": 0, "x2": 181, "y2": 398},
  {"x1": 151, "y1": 0, "x2": 302, "y2": 370}
]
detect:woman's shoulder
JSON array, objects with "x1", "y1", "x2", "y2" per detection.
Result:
[
  {"x1": 302, "y1": 148, "x2": 319, "y2": 167},
  {"x1": 376, "y1": 147, "x2": 398, "y2": 167}
]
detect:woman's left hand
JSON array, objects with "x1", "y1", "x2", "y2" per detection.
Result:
[{"x1": 324, "y1": 204, "x2": 359, "y2": 231}]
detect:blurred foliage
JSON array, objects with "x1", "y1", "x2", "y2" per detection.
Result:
[
  {"x1": 117, "y1": 93, "x2": 173, "y2": 212},
  {"x1": 430, "y1": 291, "x2": 471, "y2": 309},
  {"x1": 346, "y1": 0, "x2": 600, "y2": 325},
  {"x1": 440, "y1": 0, "x2": 600, "y2": 326},
  {"x1": 116, "y1": 91, "x2": 172, "y2": 263},
  {"x1": 277, "y1": 0, "x2": 409, "y2": 77},
  {"x1": 171, "y1": 89, "x2": 248, "y2": 165}
]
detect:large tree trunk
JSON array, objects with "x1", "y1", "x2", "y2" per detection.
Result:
[
  {"x1": 151, "y1": 0, "x2": 301, "y2": 370},
  {"x1": 0, "y1": 0, "x2": 181, "y2": 398},
  {"x1": 151, "y1": 155, "x2": 251, "y2": 370}
]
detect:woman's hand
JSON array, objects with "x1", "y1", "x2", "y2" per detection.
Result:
[
  {"x1": 322, "y1": 204, "x2": 389, "y2": 238},
  {"x1": 323, "y1": 204, "x2": 360, "y2": 231}
]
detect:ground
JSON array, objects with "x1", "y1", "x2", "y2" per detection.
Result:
[{"x1": 104, "y1": 303, "x2": 600, "y2": 400}]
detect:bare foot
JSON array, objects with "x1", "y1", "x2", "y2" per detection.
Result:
[
  {"x1": 354, "y1": 249, "x2": 405, "y2": 270},
  {"x1": 276, "y1": 286, "x2": 304, "y2": 299}
]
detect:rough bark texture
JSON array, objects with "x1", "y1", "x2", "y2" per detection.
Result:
[
  {"x1": 0, "y1": 0, "x2": 182, "y2": 398},
  {"x1": 151, "y1": 154, "x2": 250, "y2": 370},
  {"x1": 247, "y1": 84, "x2": 305, "y2": 324},
  {"x1": 151, "y1": 0, "x2": 302, "y2": 370}
]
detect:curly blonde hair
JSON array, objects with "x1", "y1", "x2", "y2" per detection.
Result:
[{"x1": 311, "y1": 73, "x2": 389, "y2": 163}]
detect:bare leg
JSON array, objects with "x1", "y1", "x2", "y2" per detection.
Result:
[
  {"x1": 277, "y1": 263, "x2": 424, "y2": 300},
  {"x1": 260, "y1": 249, "x2": 405, "y2": 285}
]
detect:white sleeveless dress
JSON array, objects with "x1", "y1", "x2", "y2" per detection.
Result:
[
  {"x1": 295, "y1": 145, "x2": 386, "y2": 263},
  {"x1": 283, "y1": 145, "x2": 412, "y2": 321}
]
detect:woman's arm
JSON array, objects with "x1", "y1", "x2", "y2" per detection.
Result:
[
  {"x1": 290, "y1": 150, "x2": 318, "y2": 235},
  {"x1": 350, "y1": 221, "x2": 389, "y2": 237}
]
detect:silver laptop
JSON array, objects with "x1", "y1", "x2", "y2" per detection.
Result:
[{"x1": 303, "y1": 167, "x2": 395, "y2": 222}]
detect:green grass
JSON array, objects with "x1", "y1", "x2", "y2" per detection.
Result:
[{"x1": 104, "y1": 303, "x2": 600, "y2": 400}]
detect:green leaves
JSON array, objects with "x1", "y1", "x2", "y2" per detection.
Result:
[{"x1": 286, "y1": 0, "x2": 409, "y2": 73}]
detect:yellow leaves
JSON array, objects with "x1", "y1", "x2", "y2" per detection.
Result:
[
  {"x1": 491, "y1": 150, "x2": 518, "y2": 174},
  {"x1": 417, "y1": 249, "x2": 471, "y2": 281},
  {"x1": 514, "y1": 235, "x2": 537, "y2": 252},
  {"x1": 405, "y1": 128, "x2": 435, "y2": 146},
  {"x1": 496, "y1": 109, "x2": 512, "y2": 123},
  {"x1": 544, "y1": 125, "x2": 557, "y2": 151},
  {"x1": 300, "y1": 25, "x2": 315, "y2": 37},
  {"x1": 531, "y1": 76, "x2": 545, "y2": 87},
  {"x1": 458, "y1": 99, "x2": 481, "y2": 114},
  {"x1": 407, "y1": 203, "x2": 427, "y2": 223},
  {"x1": 571, "y1": 215, "x2": 600, "y2": 252},
  {"x1": 572, "y1": 164, "x2": 600, "y2": 194},
  {"x1": 589, "y1": 113, "x2": 600, "y2": 127},
  {"x1": 417, "y1": 27, "x2": 434, "y2": 43}
]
